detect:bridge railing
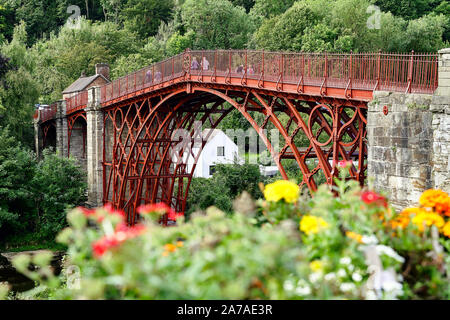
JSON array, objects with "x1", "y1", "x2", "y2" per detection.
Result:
[
  {"x1": 98, "y1": 50, "x2": 438, "y2": 105},
  {"x1": 40, "y1": 103, "x2": 58, "y2": 123},
  {"x1": 66, "y1": 90, "x2": 88, "y2": 115},
  {"x1": 101, "y1": 53, "x2": 186, "y2": 103}
]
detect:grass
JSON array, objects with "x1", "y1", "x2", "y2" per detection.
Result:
[{"x1": 0, "y1": 233, "x2": 66, "y2": 253}]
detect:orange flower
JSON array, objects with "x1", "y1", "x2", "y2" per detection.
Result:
[
  {"x1": 176, "y1": 241, "x2": 184, "y2": 247},
  {"x1": 389, "y1": 208, "x2": 416, "y2": 229},
  {"x1": 419, "y1": 189, "x2": 449, "y2": 216},
  {"x1": 346, "y1": 231, "x2": 363, "y2": 244},
  {"x1": 164, "y1": 243, "x2": 178, "y2": 252}
]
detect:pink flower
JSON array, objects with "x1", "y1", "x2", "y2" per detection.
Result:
[{"x1": 337, "y1": 160, "x2": 353, "y2": 168}]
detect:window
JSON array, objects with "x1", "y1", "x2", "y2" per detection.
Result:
[
  {"x1": 209, "y1": 165, "x2": 216, "y2": 176},
  {"x1": 217, "y1": 146, "x2": 225, "y2": 157}
]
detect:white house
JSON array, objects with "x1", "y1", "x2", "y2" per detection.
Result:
[
  {"x1": 177, "y1": 129, "x2": 243, "y2": 178},
  {"x1": 171, "y1": 128, "x2": 286, "y2": 178}
]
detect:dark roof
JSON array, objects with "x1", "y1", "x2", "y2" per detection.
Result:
[{"x1": 62, "y1": 74, "x2": 110, "y2": 94}]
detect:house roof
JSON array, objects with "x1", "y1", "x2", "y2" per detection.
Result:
[
  {"x1": 62, "y1": 74, "x2": 110, "y2": 94},
  {"x1": 202, "y1": 128, "x2": 223, "y2": 142}
]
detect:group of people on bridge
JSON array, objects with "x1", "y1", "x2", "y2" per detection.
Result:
[{"x1": 191, "y1": 56, "x2": 255, "y2": 76}]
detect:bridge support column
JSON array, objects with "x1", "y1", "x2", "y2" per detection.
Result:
[
  {"x1": 86, "y1": 86, "x2": 104, "y2": 208},
  {"x1": 55, "y1": 100, "x2": 68, "y2": 158},
  {"x1": 368, "y1": 48, "x2": 450, "y2": 210},
  {"x1": 34, "y1": 115, "x2": 43, "y2": 159}
]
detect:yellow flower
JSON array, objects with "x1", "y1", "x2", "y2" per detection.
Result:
[
  {"x1": 411, "y1": 210, "x2": 445, "y2": 232},
  {"x1": 309, "y1": 260, "x2": 324, "y2": 272},
  {"x1": 300, "y1": 215, "x2": 329, "y2": 235},
  {"x1": 346, "y1": 231, "x2": 363, "y2": 243},
  {"x1": 264, "y1": 180, "x2": 300, "y2": 204},
  {"x1": 419, "y1": 189, "x2": 449, "y2": 216},
  {"x1": 443, "y1": 221, "x2": 450, "y2": 238}
]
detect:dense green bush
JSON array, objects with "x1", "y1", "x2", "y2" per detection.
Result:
[
  {"x1": 186, "y1": 163, "x2": 264, "y2": 216},
  {"x1": 32, "y1": 149, "x2": 87, "y2": 239},
  {"x1": 0, "y1": 128, "x2": 87, "y2": 247}
]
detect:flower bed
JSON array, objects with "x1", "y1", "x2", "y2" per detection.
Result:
[{"x1": 2, "y1": 170, "x2": 449, "y2": 300}]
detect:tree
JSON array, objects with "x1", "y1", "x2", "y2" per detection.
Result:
[
  {"x1": 230, "y1": 0, "x2": 255, "y2": 12},
  {"x1": 121, "y1": 0, "x2": 174, "y2": 39},
  {"x1": 249, "y1": 0, "x2": 295, "y2": 22},
  {"x1": 0, "y1": 127, "x2": 36, "y2": 238},
  {"x1": 253, "y1": 1, "x2": 322, "y2": 51},
  {"x1": 0, "y1": 22, "x2": 39, "y2": 145},
  {"x1": 403, "y1": 14, "x2": 447, "y2": 52},
  {"x1": 31, "y1": 18, "x2": 141, "y2": 102},
  {"x1": 0, "y1": 3, "x2": 15, "y2": 42},
  {"x1": 181, "y1": 0, "x2": 254, "y2": 49},
  {"x1": 32, "y1": 149, "x2": 87, "y2": 238},
  {"x1": 375, "y1": 0, "x2": 443, "y2": 20}
]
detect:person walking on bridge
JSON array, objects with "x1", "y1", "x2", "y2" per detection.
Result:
[
  {"x1": 191, "y1": 57, "x2": 199, "y2": 70},
  {"x1": 202, "y1": 57, "x2": 210, "y2": 71}
]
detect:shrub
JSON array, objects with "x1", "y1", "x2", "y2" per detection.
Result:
[
  {"x1": 186, "y1": 163, "x2": 264, "y2": 216},
  {"x1": 0, "y1": 127, "x2": 87, "y2": 246},
  {"x1": 31, "y1": 149, "x2": 87, "y2": 239}
]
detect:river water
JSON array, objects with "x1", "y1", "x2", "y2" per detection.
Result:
[{"x1": 0, "y1": 251, "x2": 64, "y2": 294}]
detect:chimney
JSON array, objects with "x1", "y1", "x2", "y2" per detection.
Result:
[{"x1": 95, "y1": 63, "x2": 110, "y2": 80}]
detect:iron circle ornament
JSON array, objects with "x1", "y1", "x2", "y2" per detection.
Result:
[{"x1": 307, "y1": 104, "x2": 335, "y2": 147}]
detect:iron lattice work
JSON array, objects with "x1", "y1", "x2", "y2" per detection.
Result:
[{"x1": 102, "y1": 84, "x2": 367, "y2": 224}]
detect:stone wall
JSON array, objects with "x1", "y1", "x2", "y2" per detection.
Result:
[
  {"x1": 367, "y1": 92, "x2": 435, "y2": 210},
  {"x1": 367, "y1": 48, "x2": 450, "y2": 210}
]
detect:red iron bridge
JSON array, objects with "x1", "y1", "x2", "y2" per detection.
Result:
[{"x1": 36, "y1": 50, "x2": 439, "y2": 224}]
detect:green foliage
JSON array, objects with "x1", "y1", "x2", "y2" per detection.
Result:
[
  {"x1": 0, "y1": 127, "x2": 86, "y2": 247},
  {"x1": 32, "y1": 18, "x2": 141, "y2": 102},
  {"x1": 253, "y1": 1, "x2": 321, "y2": 51},
  {"x1": 181, "y1": 0, "x2": 254, "y2": 49},
  {"x1": 186, "y1": 162, "x2": 264, "y2": 215},
  {"x1": 0, "y1": 127, "x2": 36, "y2": 234},
  {"x1": 0, "y1": 22, "x2": 39, "y2": 145},
  {"x1": 403, "y1": 13, "x2": 448, "y2": 52},
  {"x1": 121, "y1": 0, "x2": 174, "y2": 39},
  {"x1": 375, "y1": 0, "x2": 443, "y2": 20},
  {"x1": 32, "y1": 149, "x2": 87, "y2": 238}
]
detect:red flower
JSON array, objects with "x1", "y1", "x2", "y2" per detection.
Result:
[
  {"x1": 92, "y1": 224, "x2": 147, "y2": 259},
  {"x1": 78, "y1": 207, "x2": 96, "y2": 217},
  {"x1": 92, "y1": 236, "x2": 120, "y2": 258},
  {"x1": 138, "y1": 202, "x2": 172, "y2": 215},
  {"x1": 168, "y1": 211, "x2": 184, "y2": 221},
  {"x1": 361, "y1": 191, "x2": 388, "y2": 208},
  {"x1": 103, "y1": 204, "x2": 126, "y2": 219}
]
